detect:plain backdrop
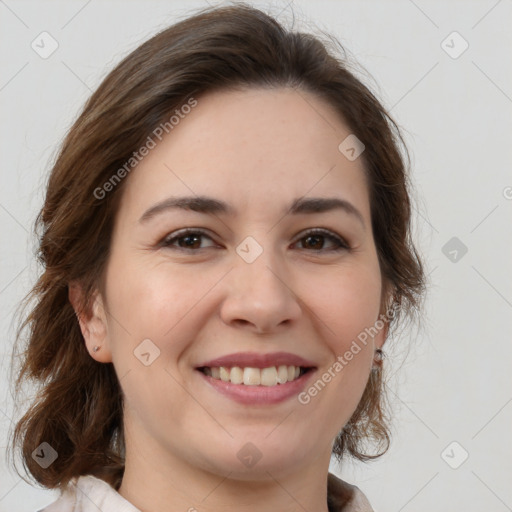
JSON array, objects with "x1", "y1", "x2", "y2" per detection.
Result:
[{"x1": 1, "y1": 1, "x2": 511, "y2": 511}]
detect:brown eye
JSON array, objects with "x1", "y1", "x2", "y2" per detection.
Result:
[
  {"x1": 161, "y1": 229, "x2": 216, "y2": 251},
  {"x1": 295, "y1": 229, "x2": 350, "y2": 252},
  {"x1": 176, "y1": 233, "x2": 202, "y2": 249}
]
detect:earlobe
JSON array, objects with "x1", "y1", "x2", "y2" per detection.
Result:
[
  {"x1": 68, "y1": 281, "x2": 113, "y2": 363},
  {"x1": 377, "y1": 320, "x2": 389, "y2": 350},
  {"x1": 377, "y1": 287, "x2": 394, "y2": 351},
  {"x1": 371, "y1": 318, "x2": 388, "y2": 372}
]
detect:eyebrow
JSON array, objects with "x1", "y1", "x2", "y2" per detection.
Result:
[{"x1": 139, "y1": 195, "x2": 365, "y2": 227}]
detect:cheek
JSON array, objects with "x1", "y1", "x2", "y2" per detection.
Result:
[
  {"x1": 301, "y1": 261, "x2": 381, "y2": 409},
  {"x1": 102, "y1": 260, "x2": 206, "y2": 426},
  {"x1": 104, "y1": 257, "x2": 223, "y2": 352},
  {"x1": 308, "y1": 261, "x2": 382, "y2": 349},
  {"x1": 301, "y1": 270, "x2": 379, "y2": 433}
]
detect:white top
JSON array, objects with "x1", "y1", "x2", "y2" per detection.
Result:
[
  {"x1": 36, "y1": 473, "x2": 373, "y2": 512},
  {"x1": 36, "y1": 475, "x2": 139, "y2": 512}
]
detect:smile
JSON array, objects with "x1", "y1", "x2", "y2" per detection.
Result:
[
  {"x1": 196, "y1": 368, "x2": 317, "y2": 405},
  {"x1": 198, "y1": 365, "x2": 311, "y2": 386}
]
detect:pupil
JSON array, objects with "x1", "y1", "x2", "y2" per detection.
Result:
[
  {"x1": 305, "y1": 235, "x2": 322, "y2": 249},
  {"x1": 181, "y1": 235, "x2": 200, "y2": 248}
]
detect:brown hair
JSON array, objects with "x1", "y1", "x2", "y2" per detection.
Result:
[{"x1": 8, "y1": 2, "x2": 425, "y2": 492}]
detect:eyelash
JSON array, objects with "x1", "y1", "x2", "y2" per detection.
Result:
[{"x1": 159, "y1": 228, "x2": 350, "y2": 253}]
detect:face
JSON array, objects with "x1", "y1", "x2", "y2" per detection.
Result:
[{"x1": 76, "y1": 87, "x2": 387, "y2": 482}]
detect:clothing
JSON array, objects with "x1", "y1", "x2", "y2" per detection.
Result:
[{"x1": 36, "y1": 472, "x2": 373, "y2": 512}]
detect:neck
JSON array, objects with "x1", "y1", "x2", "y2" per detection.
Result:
[{"x1": 118, "y1": 441, "x2": 332, "y2": 512}]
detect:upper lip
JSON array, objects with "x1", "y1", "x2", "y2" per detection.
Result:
[{"x1": 196, "y1": 351, "x2": 317, "y2": 369}]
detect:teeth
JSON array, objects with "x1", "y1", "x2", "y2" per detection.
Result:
[
  {"x1": 261, "y1": 367, "x2": 278, "y2": 386},
  {"x1": 220, "y1": 367, "x2": 230, "y2": 382},
  {"x1": 230, "y1": 366, "x2": 243, "y2": 385},
  {"x1": 277, "y1": 365, "x2": 288, "y2": 384},
  {"x1": 202, "y1": 365, "x2": 305, "y2": 385},
  {"x1": 243, "y1": 367, "x2": 260, "y2": 385}
]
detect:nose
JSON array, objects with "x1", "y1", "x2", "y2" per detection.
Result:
[{"x1": 219, "y1": 246, "x2": 302, "y2": 335}]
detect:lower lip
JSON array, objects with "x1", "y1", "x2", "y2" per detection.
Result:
[{"x1": 197, "y1": 369, "x2": 316, "y2": 405}]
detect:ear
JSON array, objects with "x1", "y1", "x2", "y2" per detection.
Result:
[
  {"x1": 375, "y1": 290, "x2": 393, "y2": 351},
  {"x1": 374, "y1": 318, "x2": 389, "y2": 351},
  {"x1": 68, "y1": 281, "x2": 113, "y2": 363}
]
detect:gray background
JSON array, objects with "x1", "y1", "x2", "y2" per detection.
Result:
[{"x1": 1, "y1": 1, "x2": 511, "y2": 511}]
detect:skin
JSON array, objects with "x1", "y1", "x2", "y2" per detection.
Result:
[{"x1": 70, "y1": 86, "x2": 388, "y2": 512}]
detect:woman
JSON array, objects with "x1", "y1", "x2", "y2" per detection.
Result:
[{"x1": 9, "y1": 4, "x2": 425, "y2": 511}]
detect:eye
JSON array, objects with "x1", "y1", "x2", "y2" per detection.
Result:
[
  {"x1": 293, "y1": 229, "x2": 350, "y2": 252},
  {"x1": 160, "y1": 228, "x2": 217, "y2": 251},
  {"x1": 159, "y1": 228, "x2": 350, "y2": 253}
]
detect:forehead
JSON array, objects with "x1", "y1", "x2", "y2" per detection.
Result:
[{"x1": 117, "y1": 87, "x2": 371, "y2": 224}]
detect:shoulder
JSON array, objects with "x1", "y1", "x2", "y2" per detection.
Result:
[
  {"x1": 327, "y1": 472, "x2": 374, "y2": 512},
  {"x1": 36, "y1": 474, "x2": 141, "y2": 512},
  {"x1": 35, "y1": 479, "x2": 78, "y2": 512}
]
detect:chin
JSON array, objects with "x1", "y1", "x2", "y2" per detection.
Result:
[{"x1": 197, "y1": 438, "x2": 314, "y2": 481}]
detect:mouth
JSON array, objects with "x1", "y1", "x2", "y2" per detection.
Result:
[
  {"x1": 194, "y1": 351, "x2": 317, "y2": 405},
  {"x1": 197, "y1": 365, "x2": 314, "y2": 386},
  {"x1": 196, "y1": 364, "x2": 316, "y2": 405}
]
